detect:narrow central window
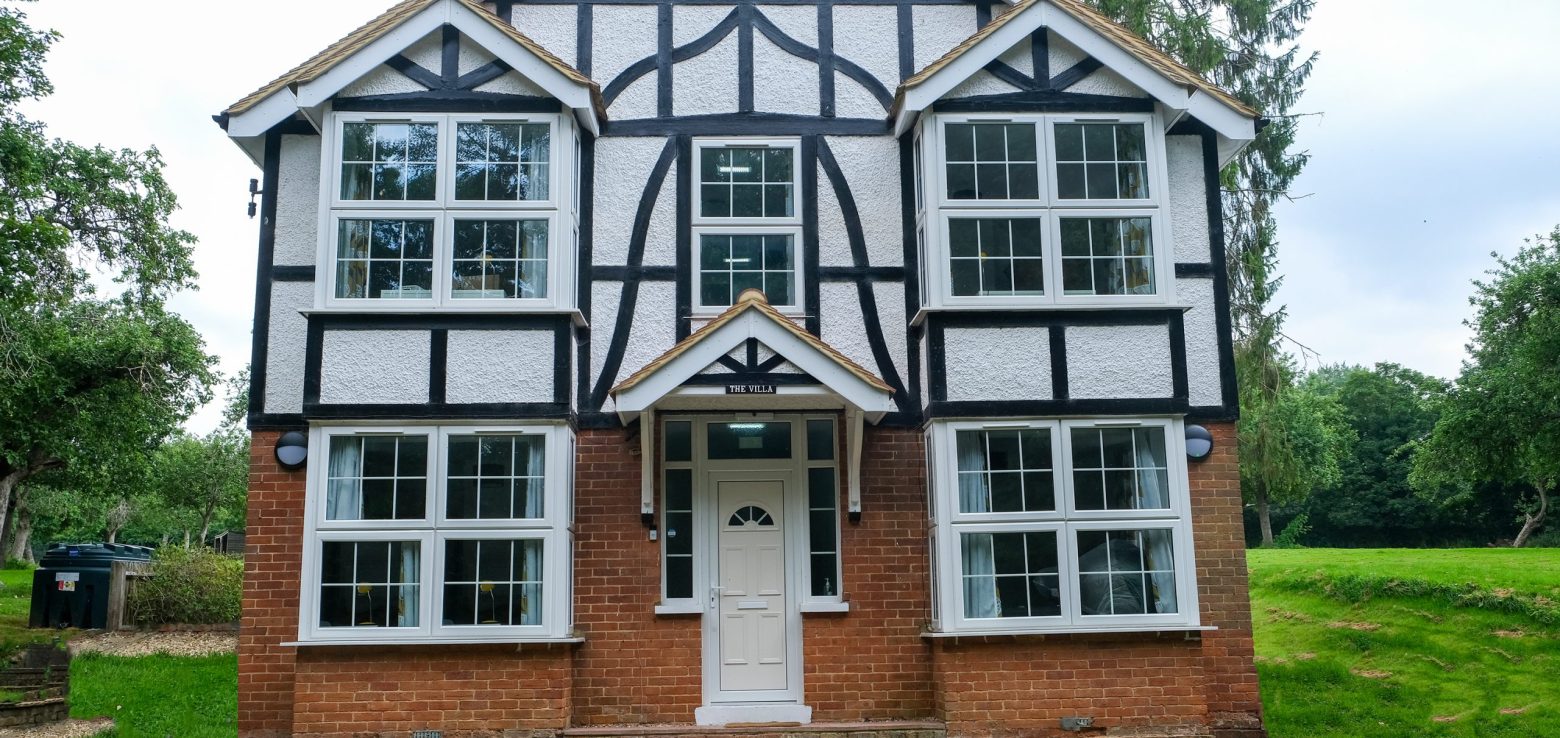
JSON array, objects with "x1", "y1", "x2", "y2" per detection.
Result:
[{"x1": 692, "y1": 139, "x2": 803, "y2": 311}]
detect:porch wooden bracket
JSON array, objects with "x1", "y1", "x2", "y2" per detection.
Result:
[
  {"x1": 640, "y1": 407, "x2": 656, "y2": 527},
  {"x1": 846, "y1": 407, "x2": 863, "y2": 523}
]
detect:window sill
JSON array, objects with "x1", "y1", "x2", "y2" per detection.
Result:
[
  {"x1": 911, "y1": 303, "x2": 1192, "y2": 326},
  {"x1": 282, "y1": 635, "x2": 585, "y2": 647},
  {"x1": 654, "y1": 601, "x2": 704, "y2": 616},
  {"x1": 922, "y1": 624, "x2": 1214, "y2": 638},
  {"x1": 299, "y1": 306, "x2": 588, "y2": 326},
  {"x1": 800, "y1": 601, "x2": 850, "y2": 613}
]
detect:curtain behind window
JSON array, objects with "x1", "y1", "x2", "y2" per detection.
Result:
[
  {"x1": 957, "y1": 433, "x2": 998, "y2": 618},
  {"x1": 522, "y1": 437, "x2": 546, "y2": 518},
  {"x1": 327, "y1": 439, "x2": 363, "y2": 520}
]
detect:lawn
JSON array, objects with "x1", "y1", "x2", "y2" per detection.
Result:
[
  {"x1": 1250, "y1": 548, "x2": 1559, "y2": 738},
  {"x1": 0, "y1": 567, "x2": 237, "y2": 737}
]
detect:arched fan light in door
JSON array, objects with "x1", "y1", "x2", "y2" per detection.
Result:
[{"x1": 728, "y1": 505, "x2": 774, "y2": 526}]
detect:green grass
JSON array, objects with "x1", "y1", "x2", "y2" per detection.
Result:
[
  {"x1": 1251, "y1": 548, "x2": 1560, "y2": 738},
  {"x1": 69, "y1": 652, "x2": 238, "y2": 738},
  {"x1": 0, "y1": 566, "x2": 237, "y2": 737}
]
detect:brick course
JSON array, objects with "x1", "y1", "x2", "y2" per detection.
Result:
[{"x1": 239, "y1": 421, "x2": 1261, "y2": 737}]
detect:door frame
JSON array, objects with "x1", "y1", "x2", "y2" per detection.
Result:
[{"x1": 701, "y1": 468, "x2": 805, "y2": 706}]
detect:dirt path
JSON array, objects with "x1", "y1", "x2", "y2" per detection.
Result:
[{"x1": 68, "y1": 630, "x2": 236, "y2": 658}]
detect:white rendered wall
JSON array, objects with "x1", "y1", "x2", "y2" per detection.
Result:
[
  {"x1": 1166, "y1": 135, "x2": 1211, "y2": 264},
  {"x1": 337, "y1": 65, "x2": 426, "y2": 98},
  {"x1": 593, "y1": 138, "x2": 671, "y2": 265},
  {"x1": 912, "y1": 5, "x2": 978, "y2": 71},
  {"x1": 445, "y1": 330, "x2": 556, "y2": 404},
  {"x1": 1065, "y1": 325, "x2": 1173, "y2": 399},
  {"x1": 754, "y1": 35, "x2": 820, "y2": 114},
  {"x1": 319, "y1": 330, "x2": 431, "y2": 405},
  {"x1": 264, "y1": 281, "x2": 313, "y2": 415},
  {"x1": 824, "y1": 136, "x2": 903, "y2": 268},
  {"x1": 832, "y1": 6, "x2": 898, "y2": 89},
  {"x1": 1178, "y1": 279, "x2": 1223, "y2": 407},
  {"x1": 942, "y1": 326, "x2": 1053, "y2": 402},
  {"x1": 511, "y1": 4, "x2": 579, "y2": 69},
  {"x1": 274, "y1": 136, "x2": 321, "y2": 267}
]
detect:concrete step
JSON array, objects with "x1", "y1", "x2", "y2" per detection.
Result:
[{"x1": 561, "y1": 720, "x2": 946, "y2": 738}]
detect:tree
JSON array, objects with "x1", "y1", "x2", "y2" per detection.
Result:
[
  {"x1": 1239, "y1": 375, "x2": 1353, "y2": 545},
  {"x1": 1412, "y1": 230, "x2": 1560, "y2": 547},
  {"x1": 1083, "y1": 1, "x2": 1318, "y2": 547},
  {"x1": 0, "y1": 2, "x2": 213, "y2": 531}
]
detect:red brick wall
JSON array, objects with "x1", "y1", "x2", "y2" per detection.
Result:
[
  {"x1": 241, "y1": 421, "x2": 1260, "y2": 737},
  {"x1": 290, "y1": 645, "x2": 571, "y2": 736},
  {"x1": 571, "y1": 427, "x2": 703, "y2": 725},
  {"x1": 804, "y1": 427, "x2": 935, "y2": 720},
  {"x1": 240, "y1": 430, "x2": 306, "y2": 738}
]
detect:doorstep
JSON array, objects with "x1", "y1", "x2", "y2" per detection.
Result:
[{"x1": 560, "y1": 719, "x2": 946, "y2": 738}]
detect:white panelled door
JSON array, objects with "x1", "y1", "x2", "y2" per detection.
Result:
[{"x1": 716, "y1": 480, "x2": 788, "y2": 694}]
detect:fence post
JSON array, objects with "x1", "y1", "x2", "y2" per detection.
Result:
[{"x1": 105, "y1": 561, "x2": 151, "y2": 631}]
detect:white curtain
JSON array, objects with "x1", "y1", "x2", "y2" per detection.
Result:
[
  {"x1": 1134, "y1": 429, "x2": 1168, "y2": 509},
  {"x1": 1141, "y1": 530, "x2": 1177, "y2": 615},
  {"x1": 396, "y1": 543, "x2": 420, "y2": 627},
  {"x1": 326, "y1": 438, "x2": 362, "y2": 521},
  {"x1": 521, "y1": 437, "x2": 546, "y2": 518},
  {"x1": 957, "y1": 432, "x2": 999, "y2": 618},
  {"x1": 520, "y1": 540, "x2": 543, "y2": 625}
]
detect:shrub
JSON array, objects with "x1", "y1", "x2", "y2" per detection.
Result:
[
  {"x1": 1271, "y1": 512, "x2": 1311, "y2": 549},
  {"x1": 128, "y1": 547, "x2": 242, "y2": 626}
]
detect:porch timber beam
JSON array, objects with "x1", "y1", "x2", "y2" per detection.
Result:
[
  {"x1": 847, "y1": 407, "x2": 864, "y2": 522},
  {"x1": 640, "y1": 407, "x2": 656, "y2": 526}
]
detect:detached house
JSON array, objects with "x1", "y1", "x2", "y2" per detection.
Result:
[{"x1": 223, "y1": 0, "x2": 1263, "y2": 735}]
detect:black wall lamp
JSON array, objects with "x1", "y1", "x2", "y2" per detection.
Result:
[
  {"x1": 1185, "y1": 425, "x2": 1214, "y2": 461},
  {"x1": 275, "y1": 431, "x2": 308, "y2": 470}
]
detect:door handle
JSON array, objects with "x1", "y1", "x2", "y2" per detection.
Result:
[{"x1": 709, "y1": 586, "x2": 725, "y2": 609}]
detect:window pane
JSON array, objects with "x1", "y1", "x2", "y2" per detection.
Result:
[
  {"x1": 318, "y1": 541, "x2": 421, "y2": 628},
  {"x1": 1058, "y1": 217, "x2": 1155, "y2": 296},
  {"x1": 340, "y1": 122, "x2": 437, "y2": 201},
  {"x1": 1077, "y1": 529, "x2": 1176, "y2": 615},
  {"x1": 335, "y1": 219, "x2": 435, "y2": 300},
  {"x1": 808, "y1": 466, "x2": 839, "y2": 598},
  {"x1": 698, "y1": 234, "x2": 796, "y2": 307},
  {"x1": 954, "y1": 429, "x2": 1054, "y2": 514},
  {"x1": 446, "y1": 434, "x2": 546, "y2": 519},
  {"x1": 453, "y1": 122, "x2": 549, "y2": 201},
  {"x1": 449, "y1": 219, "x2": 549, "y2": 300},
  {"x1": 961, "y1": 531, "x2": 1059, "y2": 618},
  {"x1": 806, "y1": 420, "x2": 835, "y2": 461},
  {"x1": 325, "y1": 436, "x2": 427, "y2": 521},
  {"x1": 947, "y1": 218, "x2": 1044, "y2": 297},
  {"x1": 441, "y1": 539, "x2": 543, "y2": 626},
  {"x1": 1069, "y1": 427, "x2": 1171, "y2": 511},
  {"x1": 945, "y1": 122, "x2": 1038, "y2": 201},
  {"x1": 665, "y1": 421, "x2": 693, "y2": 462},
  {"x1": 1055, "y1": 122, "x2": 1150, "y2": 200},
  {"x1": 701, "y1": 146, "x2": 793, "y2": 218},
  {"x1": 707, "y1": 421, "x2": 792, "y2": 459}
]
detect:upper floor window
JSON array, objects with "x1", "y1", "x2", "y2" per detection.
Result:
[
  {"x1": 917, "y1": 114, "x2": 1166, "y2": 309},
  {"x1": 325, "y1": 113, "x2": 572, "y2": 310},
  {"x1": 693, "y1": 139, "x2": 802, "y2": 313},
  {"x1": 927, "y1": 418, "x2": 1196, "y2": 634}
]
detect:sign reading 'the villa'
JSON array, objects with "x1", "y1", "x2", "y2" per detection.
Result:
[{"x1": 725, "y1": 384, "x2": 777, "y2": 395}]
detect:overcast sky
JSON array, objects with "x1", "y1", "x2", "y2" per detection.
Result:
[{"x1": 16, "y1": 0, "x2": 1560, "y2": 432}]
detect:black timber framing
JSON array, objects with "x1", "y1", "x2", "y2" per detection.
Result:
[
  {"x1": 924, "y1": 309, "x2": 1191, "y2": 419},
  {"x1": 332, "y1": 93, "x2": 560, "y2": 113},
  {"x1": 933, "y1": 91, "x2": 1155, "y2": 114},
  {"x1": 302, "y1": 313, "x2": 575, "y2": 421},
  {"x1": 246, "y1": 129, "x2": 284, "y2": 430},
  {"x1": 272, "y1": 265, "x2": 314, "y2": 282}
]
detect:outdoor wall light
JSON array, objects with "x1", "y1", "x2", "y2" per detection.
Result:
[
  {"x1": 1185, "y1": 424, "x2": 1214, "y2": 460},
  {"x1": 275, "y1": 431, "x2": 308, "y2": 470}
]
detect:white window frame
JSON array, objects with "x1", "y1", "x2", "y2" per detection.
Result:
[
  {"x1": 917, "y1": 113, "x2": 1174, "y2": 311},
  {"x1": 298, "y1": 423, "x2": 575, "y2": 643},
  {"x1": 691, "y1": 138, "x2": 804, "y2": 316},
  {"x1": 928, "y1": 417, "x2": 1200, "y2": 634},
  {"x1": 317, "y1": 110, "x2": 576, "y2": 311}
]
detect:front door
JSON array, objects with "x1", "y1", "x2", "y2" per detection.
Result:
[{"x1": 714, "y1": 478, "x2": 789, "y2": 698}]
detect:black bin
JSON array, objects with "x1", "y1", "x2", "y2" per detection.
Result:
[{"x1": 29, "y1": 543, "x2": 153, "y2": 629}]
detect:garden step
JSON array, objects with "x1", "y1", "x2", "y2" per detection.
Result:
[{"x1": 561, "y1": 720, "x2": 946, "y2": 738}]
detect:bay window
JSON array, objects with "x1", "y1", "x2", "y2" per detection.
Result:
[
  {"x1": 929, "y1": 418, "x2": 1197, "y2": 633},
  {"x1": 692, "y1": 139, "x2": 803, "y2": 312},
  {"x1": 324, "y1": 113, "x2": 574, "y2": 310},
  {"x1": 916, "y1": 113, "x2": 1168, "y2": 308},
  {"x1": 300, "y1": 424, "x2": 574, "y2": 642}
]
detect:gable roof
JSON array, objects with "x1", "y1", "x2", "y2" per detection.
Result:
[
  {"x1": 219, "y1": 0, "x2": 603, "y2": 145},
  {"x1": 892, "y1": 0, "x2": 1258, "y2": 161},
  {"x1": 611, "y1": 290, "x2": 895, "y2": 421}
]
